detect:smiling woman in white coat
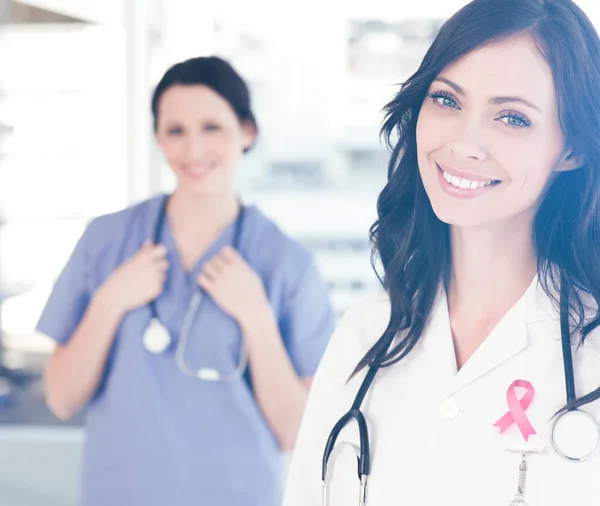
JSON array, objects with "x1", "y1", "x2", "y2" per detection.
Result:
[{"x1": 283, "y1": 1, "x2": 600, "y2": 505}]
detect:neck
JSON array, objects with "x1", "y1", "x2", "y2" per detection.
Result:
[
  {"x1": 447, "y1": 219, "x2": 537, "y2": 320},
  {"x1": 167, "y1": 189, "x2": 239, "y2": 233}
]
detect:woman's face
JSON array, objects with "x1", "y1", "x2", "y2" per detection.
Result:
[
  {"x1": 155, "y1": 84, "x2": 255, "y2": 199},
  {"x1": 416, "y1": 35, "x2": 579, "y2": 231}
]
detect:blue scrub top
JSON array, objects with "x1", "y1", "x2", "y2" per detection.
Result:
[{"x1": 36, "y1": 194, "x2": 335, "y2": 506}]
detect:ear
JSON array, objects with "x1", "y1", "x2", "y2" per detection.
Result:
[
  {"x1": 555, "y1": 149, "x2": 585, "y2": 173},
  {"x1": 240, "y1": 121, "x2": 257, "y2": 152}
]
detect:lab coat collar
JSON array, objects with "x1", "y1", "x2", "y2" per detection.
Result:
[{"x1": 421, "y1": 276, "x2": 559, "y2": 394}]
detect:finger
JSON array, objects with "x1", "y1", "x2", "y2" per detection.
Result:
[
  {"x1": 211, "y1": 254, "x2": 229, "y2": 272},
  {"x1": 155, "y1": 259, "x2": 170, "y2": 272},
  {"x1": 149, "y1": 244, "x2": 168, "y2": 259},
  {"x1": 197, "y1": 273, "x2": 216, "y2": 292},
  {"x1": 137, "y1": 240, "x2": 152, "y2": 255},
  {"x1": 219, "y1": 246, "x2": 238, "y2": 263},
  {"x1": 202, "y1": 262, "x2": 221, "y2": 280}
]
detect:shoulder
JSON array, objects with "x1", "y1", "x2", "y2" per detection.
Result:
[
  {"x1": 338, "y1": 290, "x2": 391, "y2": 342},
  {"x1": 572, "y1": 288, "x2": 600, "y2": 351},
  {"x1": 317, "y1": 291, "x2": 391, "y2": 381},
  {"x1": 81, "y1": 195, "x2": 165, "y2": 252},
  {"x1": 246, "y1": 206, "x2": 313, "y2": 259},
  {"x1": 88, "y1": 195, "x2": 164, "y2": 237},
  {"x1": 569, "y1": 290, "x2": 600, "y2": 392},
  {"x1": 243, "y1": 205, "x2": 317, "y2": 278},
  {"x1": 582, "y1": 323, "x2": 600, "y2": 356}
]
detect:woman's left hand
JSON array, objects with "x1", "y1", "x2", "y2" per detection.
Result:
[{"x1": 197, "y1": 246, "x2": 268, "y2": 325}]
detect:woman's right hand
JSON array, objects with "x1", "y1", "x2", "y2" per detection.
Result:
[
  {"x1": 44, "y1": 241, "x2": 169, "y2": 421},
  {"x1": 100, "y1": 241, "x2": 169, "y2": 313}
]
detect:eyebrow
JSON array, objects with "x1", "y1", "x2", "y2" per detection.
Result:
[{"x1": 433, "y1": 77, "x2": 541, "y2": 112}]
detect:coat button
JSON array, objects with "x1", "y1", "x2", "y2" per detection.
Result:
[{"x1": 439, "y1": 397, "x2": 461, "y2": 419}]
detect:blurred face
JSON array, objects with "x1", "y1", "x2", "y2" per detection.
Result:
[
  {"x1": 155, "y1": 85, "x2": 255, "y2": 198},
  {"x1": 416, "y1": 35, "x2": 579, "y2": 230}
]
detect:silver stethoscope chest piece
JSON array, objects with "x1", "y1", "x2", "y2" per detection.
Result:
[
  {"x1": 140, "y1": 196, "x2": 249, "y2": 383},
  {"x1": 550, "y1": 408, "x2": 600, "y2": 462},
  {"x1": 143, "y1": 318, "x2": 172, "y2": 355}
]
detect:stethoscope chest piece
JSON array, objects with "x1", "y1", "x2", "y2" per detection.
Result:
[
  {"x1": 143, "y1": 318, "x2": 172, "y2": 354},
  {"x1": 140, "y1": 196, "x2": 249, "y2": 382},
  {"x1": 550, "y1": 408, "x2": 600, "y2": 462}
]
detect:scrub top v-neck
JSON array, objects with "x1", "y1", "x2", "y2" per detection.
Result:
[{"x1": 37, "y1": 194, "x2": 335, "y2": 506}]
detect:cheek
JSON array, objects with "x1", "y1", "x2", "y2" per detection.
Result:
[
  {"x1": 493, "y1": 132, "x2": 561, "y2": 189},
  {"x1": 157, "y1": 138, "x2": 182, "y2": 163},
  {"x1": 209, "y1": 131, "x2": 241, "y2": 157},
  {"x1": 417, "y1": 107, "x2": 452, "y2": 155},
  {"x1": 416, "y1": 107, "x2": 452, "y2": 174}
]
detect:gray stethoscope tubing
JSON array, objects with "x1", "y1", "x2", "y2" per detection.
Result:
[
  {"x1": 321, "y1": 275, "x2": 600, "y2": 505},
  {"x1": 174, "y1": 290, "x2": 249, "y2": 382},
  {"x1": 143, "y1": 194, "x2": 248, "y2": 383},
  {"x1": 321, "y1": 441, "x2": 365, "y2": 506}
]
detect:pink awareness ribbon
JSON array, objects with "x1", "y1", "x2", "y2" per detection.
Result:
[{"x1": 493, "y1": 379, "x2": 537, "y2": 442}]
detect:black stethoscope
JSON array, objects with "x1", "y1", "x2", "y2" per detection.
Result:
[
  {"x1": 321, "y1": 279, "x2": 600, "y2": 505},
  {"x1": 141, "y1": 194, "x2": 249, "y2": 382}
]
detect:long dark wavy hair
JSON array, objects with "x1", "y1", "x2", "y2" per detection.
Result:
[{"x1": 359, "y1": 0, "x2": 600, "y2": 412}]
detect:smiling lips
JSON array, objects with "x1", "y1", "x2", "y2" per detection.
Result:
[
  {"x1": 436, "y1": 163, "x2": 501, "y2": 197},
  {"x1": 182, "y1": 162, "x2": 214, "y2": 179},
  {"x1": 436, "y1": 164, "x2": 501, "y2": 196}
]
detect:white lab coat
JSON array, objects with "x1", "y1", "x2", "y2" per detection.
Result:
[{"x1": 283, "y1": 279, "x2": 600, "y2": 505}]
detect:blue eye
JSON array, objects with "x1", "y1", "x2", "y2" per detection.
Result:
[
  {"x1": 498, "y1": 112, "x2": 532, "y2": 129},
  {"x1": 429, "y1": 91, "x2": 460, "y2": 109}
]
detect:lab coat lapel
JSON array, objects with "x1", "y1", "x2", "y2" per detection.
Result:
[
  {"x1": 421, "y1": 285, "x2": 533, "y2": 394},
  {"x1": 450, "y1": 279, "x2": 559, "y2": 394},
  {"x1": 423, "y1": 280, "x2": 557, "y2": 396},
  {"x1": 421, "y1": 289, "x2": 459, "y2": 383},
  {"x1": 419, "y1": 278, "x2": 563, "y2": 400},
  {"x1": 450, "y1": 288, "x2": 532, "y2": 393}
]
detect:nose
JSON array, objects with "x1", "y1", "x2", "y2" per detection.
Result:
[
  {"x1": 448, "y1": 116, "x2": 488, "y2": 162},
  {"x1": 183, "y1": 134, "x2": 206, "y2": 160},
  {"x1": 449, "y1": 142, "x2": 487, "y2": 161}
]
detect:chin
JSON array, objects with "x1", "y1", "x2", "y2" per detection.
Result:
[
  {"x1": 185, "y1": 183, "x2": 223, "y2": 199},
  {"x1": 429, "y1": 200, "x2": 489, "y2": 229},
  {"x1": 174, "y1": 171, "x2": 219, "y2": 195}
]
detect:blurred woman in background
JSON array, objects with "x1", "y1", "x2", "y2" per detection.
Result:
[{"x1": 38, "y1": 56, "x2": 334, "y2": 506}]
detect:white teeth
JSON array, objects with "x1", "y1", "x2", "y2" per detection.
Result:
[{"x1": 442, "y1": 170, "x2": 495, "y2": 190}]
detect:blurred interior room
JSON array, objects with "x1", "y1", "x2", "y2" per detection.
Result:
[{"x1": 0, "y1": 0, "x2": 599, "y2": 504}]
